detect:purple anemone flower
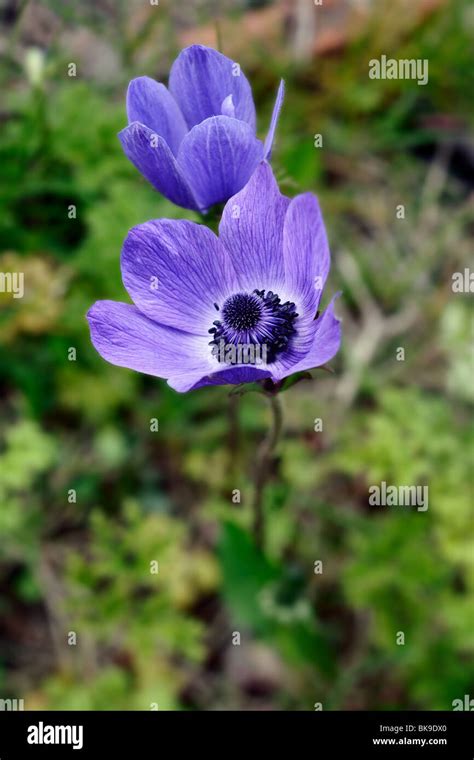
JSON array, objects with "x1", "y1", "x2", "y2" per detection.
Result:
[
  {"x1": 87, "y1": 163, "x2": 341, "y2": 393},
  {"x1": 118, "y1": 45, "x2": 284, "y2": 212}
]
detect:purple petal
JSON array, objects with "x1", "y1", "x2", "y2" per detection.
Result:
[
  {"x1": 87, "y1": 301, "x2": 211, "y2": 379},
  {"x1": 169, "y1": 45, "x2": 256, "y2": 130},
  {"x1": 126, "y1": 77, "x2": 188, "y2": 156},
  {"x1": 283, "y1": 193, "x2": 330, "y2": 314},
  {"x1": 169, "y1": 365, "x2": 272, "y2": 393},
  {"x1": 177, "y1": 116, "x2": 263, "y2": 210},
  {"x1": 221, "y1": 94, "x2": 236, "y2": 118},
  {"x1": 87, "y1": 301, "x2": 274, "y2": 393},
  {"x1": 218, "y1": 162, "x2": 290, "y2": 294},
  {"x1": 118, "y1": 122, "x2": 198, "y2": 210},
  {"x1": 121, "y1": 219, "x2": 239, "y2": 336},
  {"x1": 271, "y1": 295, "x2": 342, "y2": 380},
  {"x1": 262, "y1": 312, "x2": 319, "y2": 379},
  {"x1": 264, "y1": 79, "x2": 285, "y2": 159}
]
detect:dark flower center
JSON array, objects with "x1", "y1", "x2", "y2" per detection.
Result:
[
  {"x1": 208, "y1": 290, "x2": 298, "y2": 364},
  {"x1": 222, "y1": 293, "x2": 262, "y2": 331}
]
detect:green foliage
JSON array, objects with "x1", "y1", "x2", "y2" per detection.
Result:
[
  {"x1": 0, "y1": 419, "x2": 56, "y2": 565},
  {"x1": 66, "y1": 503, "x2": 216, "y2": 657},
  {"x1": 332, "y1": 388, "x2": 474, "y2": 708},
  {"x1": 32, "y1": 504, "x2": 219, "y2": 710}
]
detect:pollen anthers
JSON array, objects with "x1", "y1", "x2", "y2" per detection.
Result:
[{"x1": 208, "y1": 289, "x2": 298, "y2": 364}]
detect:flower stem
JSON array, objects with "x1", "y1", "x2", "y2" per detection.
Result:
[
  {"x1": 227, "y1": 392, "x2": 240, "y2": 479},
  {"x1": 252, "y1": 393, "x2": 283, "y2": 550}
]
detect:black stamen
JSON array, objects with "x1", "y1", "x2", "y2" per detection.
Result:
[{"x1": 209, "y1": 289, "x2": 298, "y2": 364}]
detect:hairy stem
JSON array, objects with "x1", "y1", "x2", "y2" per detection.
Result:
[{"x1": 252, "y1": 394, "x2": 283, "y2": 550}]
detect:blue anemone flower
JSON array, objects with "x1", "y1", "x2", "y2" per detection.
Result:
[
  {"x1": 118, "y1": 45, "x2": 284, "y2": 212},
  {"x1": 87, "y1": 163, "x2": 341, "y2": 392}
]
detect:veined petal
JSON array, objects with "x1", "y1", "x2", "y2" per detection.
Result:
[
  {"x1": 169, "y1": 365, "x2": 272, "y2": 392},
  {"x1": 263, "y1": 311, "x2": 318, "y2": 378},
  {"x1": 169, "y1": 45, "x2": 256, "y2": 130},
  {"x1": 118, "y1": 122, "x2": 198, "y2": 210},
  {"x1": 264, "y1": 79, "x2": 285, "y2": 159},
  {"x1": 283, "y1": 192, "x2": 331, "y2": 314},
  {"x1": 126, "y1": 77, "x2": 188, "y2": 156},
  {"x1": 87, "y1": 301, "x2": 212, "y2": 379},
  {"x1": 271, "y1": 295, "x2": 342, "y2": 380},
  {"x1": 121, "y1": 219, "x2": 240, "y2": 336},
  {"x1": 88, "y1": 301, "x2": 274, "y2": 392},
  {"x1": 218, "y1": 162, "x2": 290, "y2": 294},
  {"x1": 177, "y1": 116, "x2": 263, "y2": 211}
]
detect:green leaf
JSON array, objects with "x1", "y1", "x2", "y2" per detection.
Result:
[
  {"x1": 219, "y1": 523, "x2": 335, "y2": 676},
  {"x1": 218, "y1": 522, "x2": 280, "y2": 630},
  {"x1": 278, "y1": 371, "x2": 313, "y2": 393}
]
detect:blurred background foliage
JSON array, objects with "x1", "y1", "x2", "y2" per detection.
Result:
[{"x1": 0, "y1": 0, "x2": 472, "y2": 710}]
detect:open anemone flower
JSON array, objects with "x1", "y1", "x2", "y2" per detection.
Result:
[
  {"x1": 119, "y1": 45, "x2": 284, "y2": 213},
  {"x1": 87, "y1": 163, "x2": 341, "y2": 393}
]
